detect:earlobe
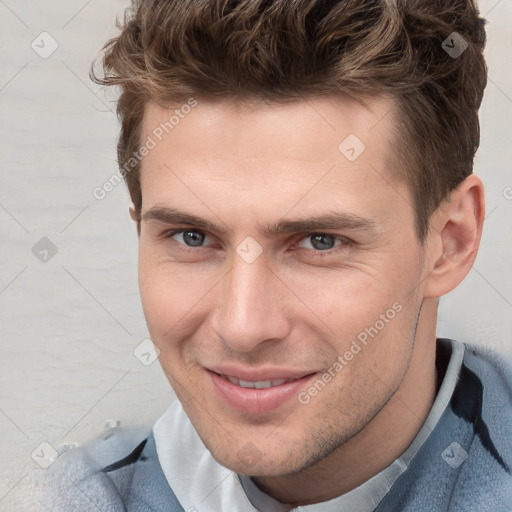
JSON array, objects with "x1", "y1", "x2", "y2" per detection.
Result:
[
  {"x1": 129, "y1": 205, "x2": 141, "y2": 237},
  {"x1": 129, "y1": 205, "x2": 138, "y2": 222},
  {"x1": 424, "y1": 174, "x2": 485, "y2": 298}
]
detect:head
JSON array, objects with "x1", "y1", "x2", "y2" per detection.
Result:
[{"x1": 92, "y1": 0, "x2": 487, "y2": 479}]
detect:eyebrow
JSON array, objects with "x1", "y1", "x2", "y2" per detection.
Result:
[{"x1": 141, "y1": 206, "x2": 377, "y2": 236}]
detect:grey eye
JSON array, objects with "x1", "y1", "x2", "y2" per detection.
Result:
[
  {"x1": 298, "y1": 233, "x2": 341, "y2": 251},
  {"x1": 173, "y1": 230, "x2": 206, "y2": 246}
]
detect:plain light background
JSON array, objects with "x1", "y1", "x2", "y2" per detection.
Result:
[{"x1": 1, "y1": 0, "x2": 511, "y2": 503}]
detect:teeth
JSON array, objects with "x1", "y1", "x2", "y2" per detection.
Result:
[{"x1": 224, "y1": 376, "x2": 289, "y2": 389}]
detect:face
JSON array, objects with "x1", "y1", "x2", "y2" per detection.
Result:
[{"x1": 137, "y1": 94, "x2": 429, "y2": 477}]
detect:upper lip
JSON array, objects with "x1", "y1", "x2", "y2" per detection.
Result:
[{"x1": 206, "y1": 365, "x2": 316, "y2": 382}]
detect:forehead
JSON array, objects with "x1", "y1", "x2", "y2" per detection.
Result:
[
  {"x1": 138, "y1": 94, "x2": 409, "y2": 227},
  {"x1": 141, "y1": 93, "x2": 396, "y2": 162}
]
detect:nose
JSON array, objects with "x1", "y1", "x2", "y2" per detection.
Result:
[{"x1": 211, "y1": 253, "x2": 291, "y2": 353}]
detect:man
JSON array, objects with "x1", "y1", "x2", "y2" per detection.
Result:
[{"x1": 14, "y1": 0, "x2": 512, "y2": 510}]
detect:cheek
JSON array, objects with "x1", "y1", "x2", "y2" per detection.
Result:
[
  {"x1": 137, "y1": 247, "x2": 223, "y2": 362},
  {"x1": 138, "y1": 253, "x2": 194, "y2": 338},
  {"x1": 285, "y1": 257, "x2": 421, "y2": 376},
  {"x1": 278, "y1": 266, "x2": 402, "y2": 336}
]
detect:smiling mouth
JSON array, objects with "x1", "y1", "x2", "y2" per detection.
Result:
[
  {"x1": 208, "y1": 369, "x2": 317, "y2": 414},
  {"x1": 215, "y1": 373, "x2": 299, "y2": 389}
]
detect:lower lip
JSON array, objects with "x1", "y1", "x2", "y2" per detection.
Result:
[{"x1": 208, "y1": 371, "x2": 316, "y2": 414}]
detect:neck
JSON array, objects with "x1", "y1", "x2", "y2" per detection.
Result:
[{"x1": 253, "y1": 298, "x2": 439, "y2": 507}]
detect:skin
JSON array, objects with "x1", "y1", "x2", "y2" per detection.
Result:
[{"x1": 130, "y1": 94, "x2": 484, "y2": 506}]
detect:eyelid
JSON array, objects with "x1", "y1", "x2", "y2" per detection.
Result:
[
  {"x1": 163, "y1": 228, "x2": 353, "y2": 254},
  {"x1": 295, "y1": 233, "x2": 352, "y2": 252},
  {"x1": 164, "y1": 228, "x2": 215, "y2": 249}
]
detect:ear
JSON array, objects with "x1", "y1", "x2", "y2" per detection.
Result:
[
  {"x1": 129, "y1": 205, "x2": 141, "y2": 237},
  {"x1": 423, "y1": 174, "x2": 485, "y2": 298}
]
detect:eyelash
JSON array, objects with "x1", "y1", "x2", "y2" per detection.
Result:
[{"x1": 163, "y1": 229, "x2": 352, "y2": 257}]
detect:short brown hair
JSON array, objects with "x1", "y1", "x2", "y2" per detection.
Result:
[{"x1": 91, "y1": 0, "x2": 487, "y2": 240}]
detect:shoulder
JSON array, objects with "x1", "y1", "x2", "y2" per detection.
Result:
[
  {"x1": 454, "y1": 340, "x2": 512, "y2": 455},
  {"x1": 449, "y1": 341, "x2": 512, "y2": 509},
  {"x1": 462, "y1": 341, "x2": 512, "y2": 391},
  {"x1": 457, "y1": 341, "x2": 512, "y2": 435},
  {"x1": 3, "y1": 425, "x2": 153, "y2": 512},
  {"x1": 376, "y1": 340, "x2": 512, "y2": 511}
]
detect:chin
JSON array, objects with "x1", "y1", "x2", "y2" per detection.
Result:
[
  {"x1": 203, "y1": 431, "x2": 313, "y2": 477},
  {"x1": 219, "y1": 452, "x2": 301, "y2": 478}
]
